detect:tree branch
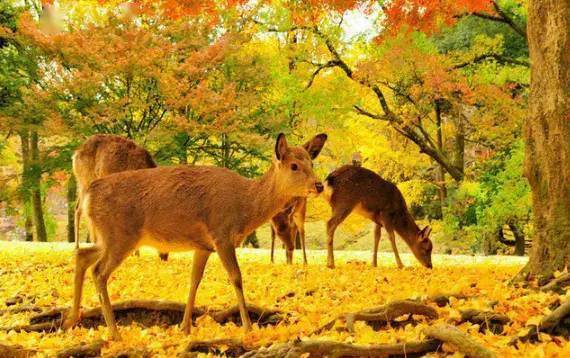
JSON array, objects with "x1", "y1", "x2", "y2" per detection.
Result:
[{"x1": 453, "y1": 53, "x2": 529, "y2": 69}]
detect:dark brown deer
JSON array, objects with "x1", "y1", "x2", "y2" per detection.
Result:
[
  {"x1": 63, "y1": 133, "x2": 327, "y2": 340},
  {"x1": 323, "y1": 165, "x2": 433, "y2": 269},
  {"x1": 72, "y1": 134, "x2": 168, "y2": 261},
  {"x1": 270, "y1": 197, "x2": 307, "y2": 264}
]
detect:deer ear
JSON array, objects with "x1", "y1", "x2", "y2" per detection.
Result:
[
  {"x1": 303, "y1": 133, "x2": 328, "y2": 159},
  {"x1": 275, "y1": 133, "x2": 288, "y2": 161},
  {"x1": 420, "y1": 226, "x2": 432, "y2": 240}
]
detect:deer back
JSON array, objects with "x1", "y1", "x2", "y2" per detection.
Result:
[{"x1": 73, "y1": 134, "x2": 156, "y2": 193}]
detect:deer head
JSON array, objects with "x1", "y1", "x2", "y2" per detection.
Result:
[
  {"x1": 411, "y1": 226, "x2": 433, "y2": 268},
  {"x1": 273, "y1": 133, "x2": 327, "y2": 198}
]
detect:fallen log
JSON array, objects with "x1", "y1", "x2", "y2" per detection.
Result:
[
  {"x1": 56, "y1": 339, "x2": 105, "y2": 358},
  {"x1": 1, "y1": 300, "x2": 285, "y2": 333},
  {"x1": 0, "y1": 305, "x2": 43, "y2": 315},
  {"x1": 512, "y1": 299, "x2": 570, "y2": 343},
  {"x1": 180, "y1": 339, "x2": 251, "y2": 357},
  {"x1": 423, "y1": 323, "x2": 495, "y2": 358},
  {"x1": 0, "y1": 343, "x2": 36, "y2": 358},
  {"x1": 459, "y1": 309, "x2": 511, "y2": 334},
  {"x1": 240, "y1": 338, "x2": 442, "y2": 358},
  {"x1": 313, "y1": 300, "x2": 438, "y2": 334}
]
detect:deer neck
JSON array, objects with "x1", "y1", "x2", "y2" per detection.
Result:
[
  {"x1": 243, "y1": 165, "x2": 292, "y2": 232},
  {"x1": 394, "y1": 212, "x2": 420, "y2": 247}
]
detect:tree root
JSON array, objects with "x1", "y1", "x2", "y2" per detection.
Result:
[
  {"x1": 425, "y1": 294, "x2": 471, "y2": 307},
  {"x1": 423, "y1": 323, "x2": 496, "y2": 358},
  {"x1": 0, "y1": 300, "x2": 285, "y2": 333},
  {"x1": 511, "y1": 299, "x2": 570, "y2": 344},
  {"x1": 56, "y1": 339, "x2": 105, "y2": 358},
  {"x1": 459, "y1": 309, "x2": 511, "y2": 334},
  {"x1": 539, "y1": 273, "x2": 570, "y2": 293},
  {"x1": 312, "y1": 300, "x2": 438, "y2": 334},
  {"x1": 240, "y1": 338, "x2": 442, "y2": 358},
  {"x1": 0, "y1": 343, "x2": 36, "y2": 358},
  {"x1": 180, "y1": 339, "x2": 251, "y2": 357}
]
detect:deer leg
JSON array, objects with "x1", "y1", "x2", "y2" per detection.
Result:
[
  {"x1": 159, "y1": 252, "x2": 169, "y2": 261},
  {"x1": 373, "y1": 224, "x2": 382, "y2": 267},
  {"x1": 326, "y1": 208, "x2": 352, "y2": 269},
  {"x1": 63, "y1": 246, "x2": 100, "y2": 329},
  {"x1": 387, "y1": 229, "x2": 404, "y2": 269},
  {"x1": 91, "y1": 249, "x2": 129, "y2": 341},
  {"x1": 216, "y1": 243, "x2": 251, "y2": 331},
  {"x1": 293, "y1": 216, "x2": 307, "y2": 265},
  {"x1": 270, "y1": 226, "x2": 276, "y2": 264},
  {"x1": 181, "y1": 249, "x2": 211, "y2": 334},
  {"x1": 74, "y1": 199, "x2": 82, "y2": 249}
]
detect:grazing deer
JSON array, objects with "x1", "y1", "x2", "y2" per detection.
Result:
[
  {"x1": 63, "y1": 133, "x2": 327, "y2": 340},
  {"x1": 73, "y1": 134, "x2": 168, "y2": 261},
  {"x1": 322, "y1": 165, "x2": 433, "y2": 269},
  {"x1": 270, "y1": 197, "x2": 308, "y2": 264}
]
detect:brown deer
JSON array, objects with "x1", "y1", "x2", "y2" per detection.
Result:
[
  {"x1": 72, "y1": 134, "x2": 168, "y2": 261},
  {"x1": 322, "y1": 165, "x2": 433, "y2": 269},
  {"x1": 270, "y1": 197, "x2": 307, "y2": 264},
  {"x1": 63, "y1": 133, "x2": 327, "y2": 340}
]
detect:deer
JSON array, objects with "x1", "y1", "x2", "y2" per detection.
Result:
[
  {"x1": 62, "y1": 133, "x2": 328, "y2": 340},
  {"x1": 322, "y1": 165, "x2": 433, "y2": 269},
  {"x1": 270, "y1": 197, "x2": 308, "y2": 264},
  {"x1": 72, "y1": 134, "x2": 168, "y2": 261}
]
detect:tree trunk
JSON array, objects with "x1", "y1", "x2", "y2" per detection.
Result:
[
  {"x1": 67, "y1": 174, "x2": 77, "y2": 243},
  {"x1": 19, "y1": 132, "x2": 33, "y2": 242},
  {"x1": 435, "y1": 101, "x2": 447, "y2": 218},
  {"x1": 453, "y1": 112, "x2": 465, "y2": 176},
  {"x1": 30, "y1": 130, "x2": 47, "y2": 242},
  {"x1": 509, "y1": 223, "x2": 526, "y2": 256},
  {"x1": 523, "y1": 0, "x2": 570, "y2": 279}
]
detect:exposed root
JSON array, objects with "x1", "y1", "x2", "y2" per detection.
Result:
[
  {"x1": 459, "y1": 309, "x2": 511, "y2": 334},
  {"x1": 425, "y1": 294, "x2": 471, "y2": 307},
  {"x1": 240, "y1": 338, "x2": 442, "y2": 358},
  {"x1": 423, "y1": 323, "x2": 496, "y2": 358},
  {"x1": 0, "y1": 343, "x2": 36, "y2": 358},
  {"x1": 539, "y1": 273, "x2": 570, "y2": 293},
  {"x1": 512, "y1": 299, "x2": 570, "y2": 344},
  {"x1": 56, "y1": 339, "x2": 105, "y2": 358},
  {"x1": 1, "y1": 300, "x2": 285, "y2": 333},
  {"x1": 180, "y1": 339, "x2": 251, "y2": 357},
  {"x1": 312, "y1": 300, "x2": 438, "y2": 334}
]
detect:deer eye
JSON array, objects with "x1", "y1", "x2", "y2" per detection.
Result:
[{"x1": 291, "y1": 163, "x2": 298, "y2": 171}]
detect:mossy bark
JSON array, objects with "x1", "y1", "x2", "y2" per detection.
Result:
[{"x1": 524, "y1": 0, "x2": 570, "y2": 279}]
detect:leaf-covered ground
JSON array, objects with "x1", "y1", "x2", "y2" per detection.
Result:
[{"x1": 0, "y1": 242, "x2": 568, "y2": 357}]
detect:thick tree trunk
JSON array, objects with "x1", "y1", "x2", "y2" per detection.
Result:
[
  {"x1": 66, "y1": 175, "x2": 77, "y2": 243},
  {"x1": 30, "y1": 130, "x2": 47, "y2": 242},
  {"x1": 524, "y1": 0, "x2": 570, "y2": 279},
  {"x1": 19, "y1": 132, "x2": 33, "y2": 242}
]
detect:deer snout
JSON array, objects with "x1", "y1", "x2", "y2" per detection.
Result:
[{"x1": 315, "y1": 182, "x2": 324, "y2": 193}]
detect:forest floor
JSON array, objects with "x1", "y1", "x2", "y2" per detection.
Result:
[{"x1": 0, "y1": 242, "x2": 568, "y2": 357}]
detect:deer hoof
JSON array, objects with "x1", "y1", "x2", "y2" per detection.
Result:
[
  {"x1": 109, "y1": 329, "x2": 122, "y2": 341},
  {"x1": 180, "y1": 321, "x2": 191, "y2": 335},
  {"x1": 62, "y1": 316, "x2": 78, "y2": 330}
]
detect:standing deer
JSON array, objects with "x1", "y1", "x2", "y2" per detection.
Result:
[
  {"x1": 72, "y1": 134, "x2": 168, "y2": 261},
  {"x1": 270, "y1": 197, "x2": 308, "y2": 264},
  {"x1": 323, "y1": 165, "x2": 433, "y2": 269},
  {"x1": 63, "y1": 133, "x2": 327, "y2": 340}
]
